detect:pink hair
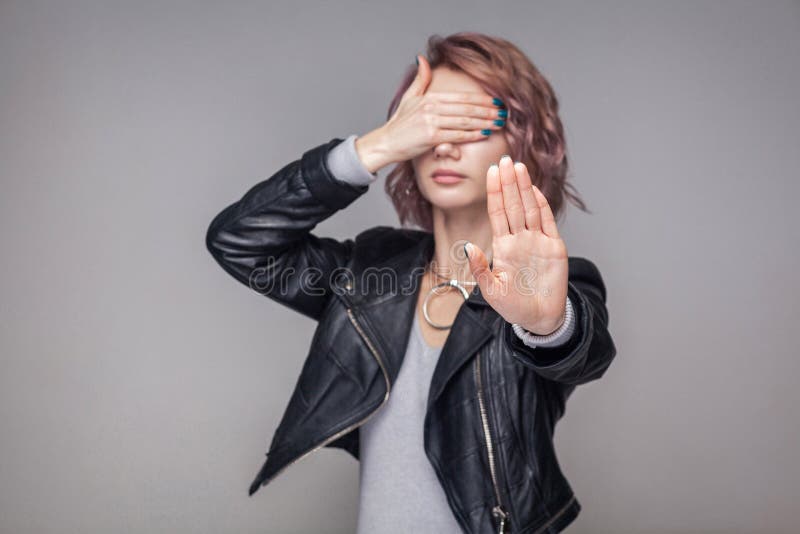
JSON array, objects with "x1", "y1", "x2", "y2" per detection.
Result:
[{"x1": 383, "y1": 32, "x2": 590, "y2": 231}]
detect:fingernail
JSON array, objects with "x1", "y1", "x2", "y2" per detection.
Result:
[
  {"x1": 493, "y1": 119, "x2": 505, "y2": 126},
  {"x1": 500, "y1": 154, "x2": 511, "y2": 162},
  {"x1": 492, "y1": 97, "x2": 505, "y2": 107},
  {"x1": 497, "y1": 109, "x2": 508, "y2": 118},
  {"x1": 481, "y1": 129, "x2": 492, "y2": 136},
  {"x1": 415, "y1": 55, "x2": 419, "y2": 66},
  {"x1": 489, "y1": 163, "x2": 498, "y2": 170},
  {"x1": 463, "y1": 242, "x2": 471, "y2": 259}
]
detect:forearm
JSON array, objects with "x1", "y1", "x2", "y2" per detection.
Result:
[{"x1": 206, "y1": 137, "x2": 367, "y2": 319}]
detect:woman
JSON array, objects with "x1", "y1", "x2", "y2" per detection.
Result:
[{"x1": 207, "y1": 32, "x2": 616, "y2": 534}]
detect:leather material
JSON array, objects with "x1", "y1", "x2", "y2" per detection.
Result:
[{"x1": 206, "y1": 137, "x2": 617, "y2": 533}]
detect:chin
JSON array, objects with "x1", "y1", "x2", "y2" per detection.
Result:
[{"x1": 425, "y1": 192, "x2": 483, "y2": 212}]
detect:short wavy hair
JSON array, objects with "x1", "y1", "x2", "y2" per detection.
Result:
[{"x1": 384, "y1": 32, "x2": 590, "y2": 231}]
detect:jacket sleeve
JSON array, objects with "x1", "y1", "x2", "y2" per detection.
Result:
[
  {"x1": 514, "y1": 296, "x2": 576, "y2": 348},
  {"x1": 503, "y1": 257, "x2": 617, "y2": 385},
  {"x1": 205, "y1": 137, "x2": 368, "y2": 321}
]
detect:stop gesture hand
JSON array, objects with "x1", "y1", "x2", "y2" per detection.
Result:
[{"x1": 465, "y1": 156, "x2": 569, "y2": 336}]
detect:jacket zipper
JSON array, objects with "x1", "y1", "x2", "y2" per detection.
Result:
[
  {"x1": 255, "y1": 307, "x2": 391, "y2": 488},
  {"x1": 475, "y1": 353, "x2": 577, "y2": 534},
  {"x1": 474, "y1": 350, "x2": 510, "y2": 533}
]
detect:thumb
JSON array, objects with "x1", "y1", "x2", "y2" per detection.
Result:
[
  {"x1": 464, "y1": 242, "x2": 497, "y2": 298},
  {"x1": 404, "y1": 54, "x2": 432, "y2": 99}
]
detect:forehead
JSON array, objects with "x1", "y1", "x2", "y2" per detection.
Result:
[{"x1": 428, "y1": 66, "x2": 487, "y2": 95}]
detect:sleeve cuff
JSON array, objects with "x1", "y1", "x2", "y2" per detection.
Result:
[
  {"x1": 512, "y1": 297, "x2": 575, "y2": 348},
  {"x1": 325, "y1": 133, "x2": 379, "y2": 187}
]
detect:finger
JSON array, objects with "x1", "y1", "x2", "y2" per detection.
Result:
[
  {"x1": 435, "y1": 114, "x2": 504, "y2": 133},
  {"x1": 434, "y1": 129, "x2": 493, "y2": 145},
  {"x1": 465, "y1": 241, "x2": 498, "y2": 300},
  {"x1": 531, "y1": 185, "x2": 560, "y2": 238},
  {"x1": 512, "y1": 162, "x2": 541, "y2": 232},
  {"x1": 402, "y1": 55, "x2": 432, "y2": 99},
  {"x1": 498, "y1": 156, "x2": 526, "y2": 233},
  {"x1": 486, "y1": 164, "x2": 510, "y2": 237},
  {"x1": 434, "y1": 92, "x2": 505, "y2": 111},
  {"x1": 430, "y1": 100, "x2": 506, "y2": 121}
]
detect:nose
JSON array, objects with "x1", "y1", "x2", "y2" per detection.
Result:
[{"x1": 434, "y1": 142, "x2": 459, "y2": 159}]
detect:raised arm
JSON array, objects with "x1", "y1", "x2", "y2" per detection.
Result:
[{"x1": 205, "y1": 137, "x2": 369, "y2": 321}]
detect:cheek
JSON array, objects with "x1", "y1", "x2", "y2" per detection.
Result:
[
  {"x1": 477, "y1": 177, "x2": 489, "y2": 198},
  {"x1": 472, "y1": 140, "x2": 508, "y2": 167},
  {"x1": 486, "y1": 131, "x2": 512, "y2": 159},
  {"x1": 415, "y1": 177, "x2": 432, "y2": 200}
]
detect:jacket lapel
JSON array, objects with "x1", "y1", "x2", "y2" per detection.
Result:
[
  {"x1": 426, "y1": 297, "x2": 494, "y2": 410},
  {"x1": 344, "y1": 228, "x2": 496, "y2": 410}
]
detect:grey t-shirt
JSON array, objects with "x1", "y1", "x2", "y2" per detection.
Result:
[{"x1": 355, "y1": 308, "x2": 463, "y2": 533}]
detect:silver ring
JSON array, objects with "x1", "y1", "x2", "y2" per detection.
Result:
[{"x1": 422, "y1": 280, "x2": 471, "y2": 330}]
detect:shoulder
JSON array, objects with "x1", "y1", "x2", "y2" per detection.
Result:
[
  {"x1": 567, "y1": 256, "x2": 608, "y2": 301},
  {"x1": 352, "y1": 225, "x2": 430, "y2": 264}
]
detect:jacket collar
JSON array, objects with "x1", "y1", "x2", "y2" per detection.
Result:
[{"x1": 338, "y1": 228, "x2": 496, "y2": 409}]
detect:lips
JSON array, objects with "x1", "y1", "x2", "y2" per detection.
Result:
[
  {"x1": 432, "y1": 169, "x2": 466, "y2": 184},
  {"x1": 432, "y1": 168, "x2": 466, "y2": 179}
]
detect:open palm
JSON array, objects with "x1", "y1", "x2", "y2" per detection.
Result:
[{"x1": 466, "y1": 156, "x2": 569, "y2": 335}]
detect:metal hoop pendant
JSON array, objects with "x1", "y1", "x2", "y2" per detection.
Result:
[{"x1": 422, "y1": 280, "x2": 471, "y2": 330}]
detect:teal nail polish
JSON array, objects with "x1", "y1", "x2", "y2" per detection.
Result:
[
  {"x1": 415, "y1": 56, "x2": 419, "y2": 65},
  {"x1": 497, "y1": 109, "x2": 508, "y2": 118},
  {"x1": 492, "y1": 97, "x2": 505, "y2": 107},
  {"x1": 501, "y1": 154, "x2": 511, "y2": 162},
  {"x1": 481, "y1": 129, "x2": 492, "y2": 136},
  {"x1": 493, "y1": 119, "x2": 505, "y2": 126}
]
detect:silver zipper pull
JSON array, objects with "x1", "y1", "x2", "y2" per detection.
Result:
[{"x1": 492, "y1": 504, "x2": 508, "y2": 533}]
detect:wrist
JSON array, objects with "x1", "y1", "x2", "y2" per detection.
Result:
[
  {"x1": 513, "y1": 297, "x2": 575, "y2": 346},
  {"x1": 354, "y1": 127, "x2": 394, "y2": 174},
  {"x1": 520, "y1": 308, "x2": 567, "y2": 336}
]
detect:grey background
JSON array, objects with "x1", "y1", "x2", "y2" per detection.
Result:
[{"x1": 1, "y1": 1, "x2": 798, "y2": 533}]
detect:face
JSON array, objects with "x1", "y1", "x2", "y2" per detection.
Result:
[{"x1": 411, "y1": 66, "x2": 512, "y2": 214}]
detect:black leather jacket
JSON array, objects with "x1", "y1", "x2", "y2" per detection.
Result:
[{"x1": 206, "y1": 137, "x2": 617, "y2": 533}]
